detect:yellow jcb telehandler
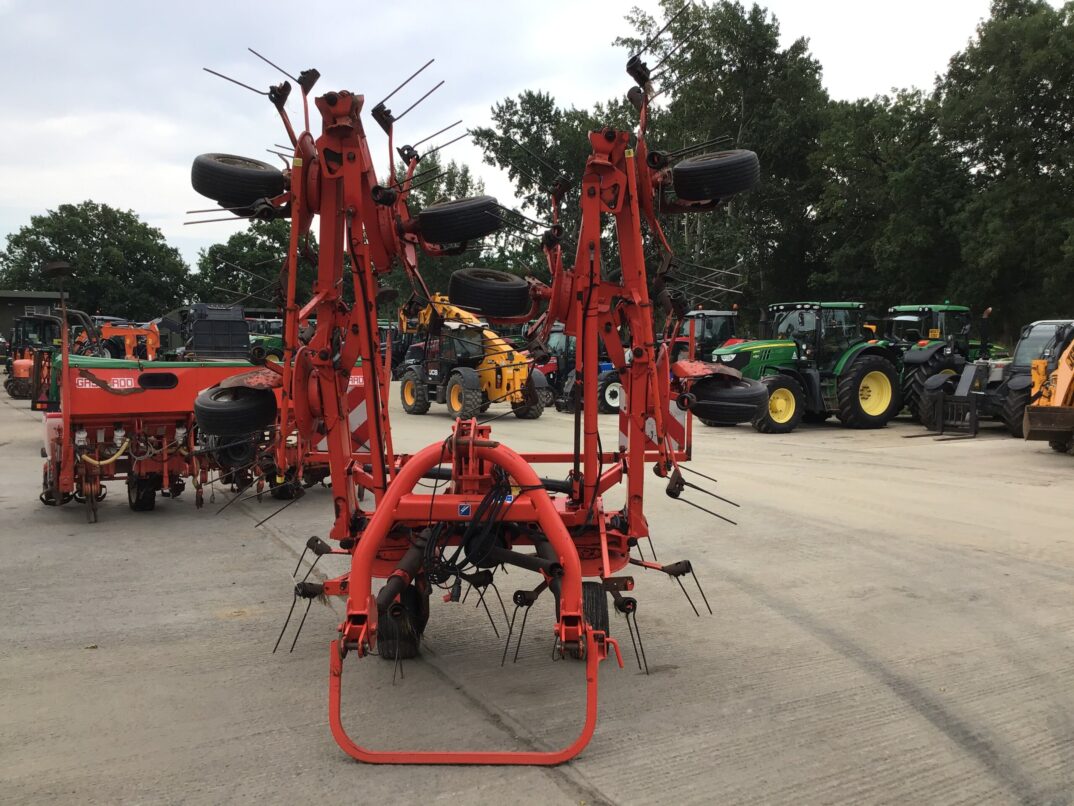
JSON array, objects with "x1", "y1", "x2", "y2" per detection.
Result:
[{"x1": 1024, "y1": 323, "x2": 1074, "y2": 454}]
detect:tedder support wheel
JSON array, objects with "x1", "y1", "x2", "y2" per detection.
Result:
[
  {"x1": 445, "y1": 373, "x2": 483, "y2": 420},
  {"x1": 191, "y1": 153, "x2": 285, "y2": 210},
  {"x1": 752, "y1": 375, "x2": 805, "y2": 434},
  {"x1": 569, "y1": 581, "x2": 610, "y2": 660},
  {"x1": 902, "y1": 352, "x2": 962, "y2": 422},
  {"x1": 597, "y1": 371, "x2": 622, "y2": 414},
  {"x1": 837, "y1": 355, "x2": 901, "y2": 428},
  {"x1": 1002, "y1": 385, "x2": 1030, "y2": 438},
  {"x1": 377, "y1": 585, "x2": 430, "y2": 661},
  {"x1": 672, "y1": 150, "x2": 760, "y2": 201},
  {"x1": 400, "y1": 369, "x2": 431, "y2": 415},
  {"x1": 194, "y1": 386, "x2": 277, "y2": 436},
  {"x1": 448, "y1": 268, "x2": 530, "y2": 318},
  {"x1": 127, "y1": 477, "x2": 156, "y2": 512},
  {"x1": 418, "y1": 195, "x2": 501, "y2": 244}
]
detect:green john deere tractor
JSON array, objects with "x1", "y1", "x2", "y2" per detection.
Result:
[
  {"x1": 884, "y1": 304, "x2": 994, "y2": 421},
  {"x1": 711, "y1": 302, "x2": 902, "y2": 433}
]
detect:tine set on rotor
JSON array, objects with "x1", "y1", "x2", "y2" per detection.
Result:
[
  {"x1": 500, "y1": 580, "x2": 549, "y2": 666},
  {"x1": 272, "y1": 537, "x2": 335, "y2": 655}
]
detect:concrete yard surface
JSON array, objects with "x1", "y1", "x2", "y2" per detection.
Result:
[{"x1": 2, "y1": 388, "x2": 1073, "y2": 805}]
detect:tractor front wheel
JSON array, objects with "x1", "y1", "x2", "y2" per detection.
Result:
[
  {"x1": 446, "y1": 373, "x2": 483, "y2": 420},
  {"x1": 1001, "y1": 385, "x2": 1030, "y2": 438},
  {"x1": 902, "y1": 352, "x2": 961, "y2": 422},
  {"x1": 837, "y1": 356, "x2": 901, "y2": 428},
  {"x1": 400, "y1": 370, "x2": 430, "y2": 415},
  {"x1": 752, "y1": 375, "x2": 805, "y2": 434}
]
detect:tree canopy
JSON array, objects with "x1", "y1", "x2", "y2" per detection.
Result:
[{"x1": 0, "y1": 201, "x2": 190, "y2": 321}]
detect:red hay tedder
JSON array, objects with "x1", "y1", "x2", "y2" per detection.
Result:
[{"x1": 190, "y1": 28, "x2": 765, "y2": 765}]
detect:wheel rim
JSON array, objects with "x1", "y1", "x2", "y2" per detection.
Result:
[
  {"x1": 605, "y1": 382, "x2": 622, "y2": 408},
  {"x1": 858, "y1": 371, "x2": 893, "y2": 416},
  {"x1": 768, "y1": 387, "x2": 796, "y2": 424},
  {"x1": 449, "y1": 384, "x2": 462, "y2": 411},
  {"x1": 402, "y1": 380, "x2": 416, "y2": 406}
]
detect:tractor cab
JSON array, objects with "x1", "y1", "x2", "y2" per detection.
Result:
[
  {"x1": 887, "y1": 304, "x2": 996, "y2": 422},
  {"x1": 712, "y1": 302, "x2": 901, "y2": 433},
  {"x1": 669, "y1": 308, "x2": 740, "y2": 362},
  {"x1": 885, "y1": 305, "x2": 973, "y2": 349}
]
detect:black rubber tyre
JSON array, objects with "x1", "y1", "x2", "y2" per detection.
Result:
[
  {"x1": 752, "y1": 375, "x2": 806, "y2": 434},
  {"x1": 512, "y1": 393, "x2": 544, "y2": 420},
  {"x1": 399, "y1": 369, "x2": 430, "y2": 415},
  {"x1": 597, "y1": 371, "x2": 622, "y2": 414},
  {"x1": 418, "y1": 195, "x2": 501, "y2": 244},
  {"x1": 377, "y1": 585, "x2": 430, "y2": 661},
  {"x1": 127, "y1": 477, "x2": 156, "y2": 512},
  {"x1": 568, "y1": 581, "x2": 610, "y2": 660},
  {"x1": 672, "y1": 150, "x2": 760, "y2": 201},
  {"x1": 1048, "y1": 437, "x2": 1073, "y2": 454},
  {"x1": 902, "y1": 352, "x2": 962, "y2": 422},
  {"x1": 446, "y1": 373, "x2": 483, "y2": 420},
  {"x1": 836, "y1": 355, "x2": 901, "y2": 429},
  {"x1": 698, "y1": 418, "x2": 735, "y2": 427},
  {"x1": 1001, "y1": 385, "x2": 1030, "y2": 438},
  {"x1": 690, "y1": 374, "x2": 768, "y2": 425},
  {"x1": 479, "y1": 393, "x2": 492, "y2": 413},
  {"x1": 194, "y1": 385, "x2": 277, "y2": 436},
  {"x1": 583, "y1": 581, "x2": 609, "y2": 634},
  {"x1": 191, "y1": 153, "x2": 285, "y2": 209},
  {"x1": 102, "y1": 339, "x2": 124, "y2": 359},
  {"x1": 448, "y1": 268, "x2": 530, "y2": 318}
]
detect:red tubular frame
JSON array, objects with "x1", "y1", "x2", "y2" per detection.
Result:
[{"x1": 210, "y1": 44, "x2": 722, "y2": 767}]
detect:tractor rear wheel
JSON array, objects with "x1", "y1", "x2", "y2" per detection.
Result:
[
  {"x1": 1001, "y1": 385, "x2": 1030, "y2": 438},
  {"x1": 837, "y1": 355, "x2": 901, "y2": 428},
  {"x1": 418, "y1": 196, "x2": 501, "y2": 244},
  {"x1": 377, "y1": 584, "x2": 430, "y2": 661},
  {"x1": 597, "y1": 370, "x2": 622, "y2": 413},
  {"x1": 1049, "y1": 437, "x2": 1073, "y2": 454},
  {"x1": 400, "y1": 369, "x2": 430, "y2": 415},
  {"x1": 752, "y1": 375, "x2": 805, "y2": 434},
  {"x1": 902, "y1": 352, "x2": 962, "y2": 422},
  {"x1": 448, "y1": 268, "x2": 530, "y2": 318},
  {"x1": 672, "y1": 150, "x2": 760, "y2": 201},
  {"x1": 191, "y1": 153, "x2": 285, "y2": 210},
  {"x1": 446, "y1": 373, "x2": 482, "y2": 420}
]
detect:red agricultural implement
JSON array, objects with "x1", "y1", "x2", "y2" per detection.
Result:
[
  {"x1": 35, "y1": 350, "x2": 257, "y2": 522},
  {"x1": 191, "y1": 31, "x2": 763, "y2": 765}
]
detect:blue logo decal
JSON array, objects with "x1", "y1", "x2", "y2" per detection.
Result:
[{"x1": 458, "y1": 503, "x2": 471, "y2": 517}]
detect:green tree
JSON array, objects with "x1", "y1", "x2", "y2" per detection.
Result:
[
  {"x1": 0, "y1": 201, "x2": 190, "y2": 320},
  {"x1": 192, "y1": 218, "x2": 313, "y2": 311},
  {"x1": 937, "y1": 0, "x2": 1074, "y2": 335},
  {"x1": 809, "y1": 92, "x2": 969, "y2": 306},
  {"x1": 620, "y1": 1, "x2": 831, "y2": 319}
]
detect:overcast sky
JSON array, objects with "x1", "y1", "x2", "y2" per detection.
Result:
[{"x1": 0, "y1": 0, "x2": 1001, "y2": 268}]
